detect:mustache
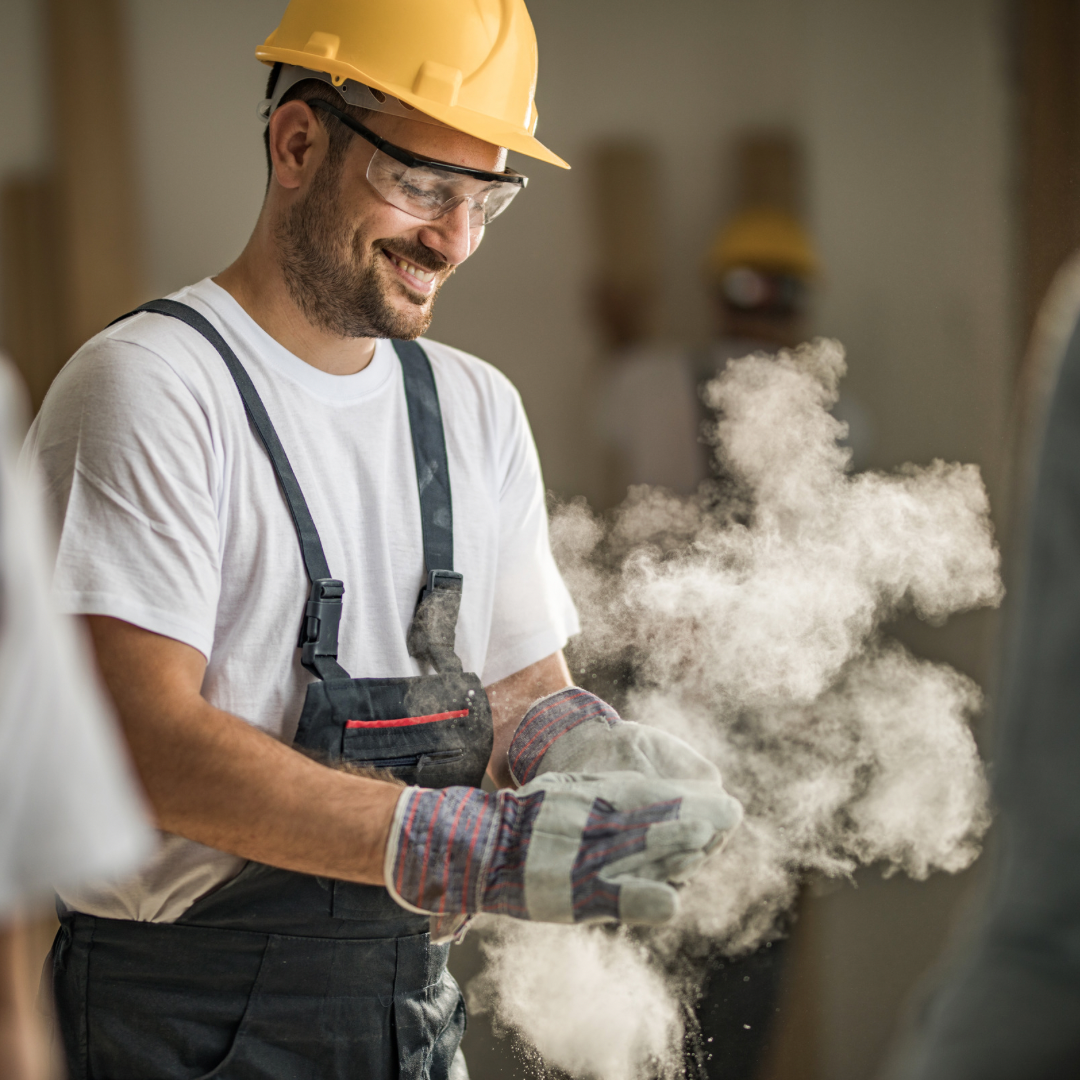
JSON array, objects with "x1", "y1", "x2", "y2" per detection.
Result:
[{"x1": 374, "y1": 237, "x2": 453, "y2": 276}]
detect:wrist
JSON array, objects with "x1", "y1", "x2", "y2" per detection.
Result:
[{"x1": 344, "y1": 776, "x2": 407, "y2": 887}]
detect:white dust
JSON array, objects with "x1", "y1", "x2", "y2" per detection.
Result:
[{"x1": 467, "y1": 340, "x2": 1000, "y2": 1079}]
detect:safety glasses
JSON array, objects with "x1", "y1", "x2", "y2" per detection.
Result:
[{"x1": 309, "y1": 99, "x2": 528, "y2": 227}]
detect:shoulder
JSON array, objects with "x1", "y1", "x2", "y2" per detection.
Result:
[
  {"x1": 31, "y1": 302, "x2": 238, "y2": 487},
  {"x1": 414, "y1": 337, "x2": 525, "y2": 419},
  {"x1": 411, "y1": 338, "x2": 537, "y2": 484},
  {"x1": 40, "y1": 286, "x2": 240, "y2": 431},
  {"x1": 93, "y1": 284, "x2": 230, "y2": 390}
]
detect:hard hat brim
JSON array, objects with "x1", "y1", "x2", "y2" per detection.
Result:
[{"x1": 256, "y1": 45, "x2": 570, "y2": 170}]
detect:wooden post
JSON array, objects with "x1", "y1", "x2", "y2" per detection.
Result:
[
  {"x1": 1, "y1": 1, "x2": 144, "y2": 408},
  {"x1": 46, "y1": 0, "x2": 144, "y2": 359},
  {"x1": 734, "y1": 131, "x2": 802, "y2": 215},
  {"x1": 0, "y1": 176, "x2": 64, "y2": 409},
  {"x1": 589, "y1": 139, "x2": 662, "y2": 350}
]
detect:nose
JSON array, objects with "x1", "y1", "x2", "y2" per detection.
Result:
[{"x1": 416, "y1": 200, "x2": 481, "y2": 266}]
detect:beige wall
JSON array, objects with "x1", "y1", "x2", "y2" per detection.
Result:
[
  {"x1": 123, "y1": 0, "x2": 279, "y2": 301},
  {"x1": 0, "y1": 0, "x2": 1015, "y2": 492},
  {"x1": 808, "y1": 0, "x2": 1013, "y2": 485},
  {"x1": 0, "y1": 3, "x2": 1015, "y2": 1078}
]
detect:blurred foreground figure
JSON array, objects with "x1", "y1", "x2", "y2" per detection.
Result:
[
  {"x1": 886, "y1": 263, "x2": 1080, "y2": 1079},
  {"x1": 0, "y1": 355, "x2": 150, "y2": 1080}
]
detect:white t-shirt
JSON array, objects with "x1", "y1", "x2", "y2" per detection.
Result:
[
  {"x1": 0, "y1": 357, "x2": 152, "y2": 917},
  {"x1": 25, "y1": 278, "x2": 579, "y2": 922}
]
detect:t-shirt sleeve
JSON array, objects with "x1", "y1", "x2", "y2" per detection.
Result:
[
  {"x1": 481, "y1": 386, "x2": 580, "y2": 686},
  {"x1": 28, "y1": 334, "x2": 224, "y2": 658},
  {"x1": 0, "y1": 358, "x2": 153, "y2": 914}
]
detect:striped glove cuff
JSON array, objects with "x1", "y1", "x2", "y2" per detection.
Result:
[
  {"x1": 384, "y1": 785, "x2": 547, "y2": 920},
  {"x1": 508, "y1": 687, "x2": 622, "y2": 785}
]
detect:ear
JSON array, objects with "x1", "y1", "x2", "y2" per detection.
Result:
[{"x1": 267, "y1": 100, "x2": 327, "y2": 191}]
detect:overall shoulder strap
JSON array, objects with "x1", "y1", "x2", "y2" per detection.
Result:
[
  {"x1": 392, "y1": 339, "x2": 464, "y2": 675},
  {"x1": 110, "y1": 300, "x2": 350, "y2": 681}
]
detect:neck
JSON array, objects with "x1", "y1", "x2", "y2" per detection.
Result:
[{"x1": 214, "y1": 216, "x2": 377, "y2": 377}]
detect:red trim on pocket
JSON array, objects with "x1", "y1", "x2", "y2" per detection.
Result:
[{"x1": 345, "y1": 709, "x2": 470, "y2": 730}]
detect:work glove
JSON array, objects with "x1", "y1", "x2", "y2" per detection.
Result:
[
  {"x1": 508, "y1": 687, "x2": 722, "y2": 786},
  {"x1": 384, "y1": 772, "x2": 742, "y2": 939}
]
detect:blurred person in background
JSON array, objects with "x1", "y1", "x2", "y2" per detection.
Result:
[
  {"x1": 675, "y1": 207, "x2": 818, "y2": 1079},
  {"x1": 884, "y1": 258, "x2": 1080, "y2": 1080},
  {"x1": 598, "y1": 201, "x2": 819, "y2": 501},
  {"x1": 22, "y1": 2, "x2": 742, "y2": 1077},
  {"x1": 646, "y1": 215, "x2": 880, "y2": 1080},
  {"x1": 0, "y1": 353, "x2": 151, "y2": 1080},
  {"x1": 593, "y1": 147, "x2": 819, "y2": 1078},
  {"x1": 704, "y1": 201, "x2": 818, "y2": 356}
]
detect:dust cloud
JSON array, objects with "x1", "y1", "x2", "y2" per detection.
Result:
[{"x1": 467, "y1": 340, "x2": 1001, "y2": 1079}]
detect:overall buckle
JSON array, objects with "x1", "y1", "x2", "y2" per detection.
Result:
[
  {"x1": 299, "y1": 578, "x2": 345, "y2": 677},
  {"x1": 408, "y1": 570, "x2": 464, "y2": 674},
  {"x1": 418, "y1": 569, "x2": 463, "y2": 606}
]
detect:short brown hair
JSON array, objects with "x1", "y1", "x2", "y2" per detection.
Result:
[{"x1": 262, "y1": 64, "x2": 374, "y2": 184}]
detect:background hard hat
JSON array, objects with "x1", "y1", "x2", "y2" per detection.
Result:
[
  {"x1": 707, "y1": 207, "x2": 819, "y2": 280},
  {"x1": 257, "y1": 0, "x2": 568, "y2": 169}
]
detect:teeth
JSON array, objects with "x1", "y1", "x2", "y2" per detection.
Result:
[{"x1": 393, "y1": 256, "x2": 434, "y2": 283}]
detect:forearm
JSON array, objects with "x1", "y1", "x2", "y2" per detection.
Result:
[
  {"x1": 0, "y1": 920, "x2": 46, "y2": 1080},
  {"x1": 0, "y1": 922, "x2": 19, "y2": 1017},
  {"x1": 87, "y1": 616, "x2": 400, "y2": 884},
  {"x1": 161, "y1": 648, "x2": 571, "y2": 868},
  {"x1": 144, "y1": 698, "x2": 400, "y2": 882},
  {"x1": 484, "y1": 650, "x2": 572, "y2": 788}
]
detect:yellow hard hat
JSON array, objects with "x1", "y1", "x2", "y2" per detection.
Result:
[
  {"x1": 256, "y1": 0, "x2": 569, "y2": 169},
  {"x1": 706, "y1": 207, "x2": 819, "y2": 280}
]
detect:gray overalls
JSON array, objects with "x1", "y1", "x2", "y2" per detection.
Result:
[{"x1": 51, "y1": 300, "x2": 493, "y2": 1079}]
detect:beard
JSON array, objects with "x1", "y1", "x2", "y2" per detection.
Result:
[{"x1": 275, "y1": 150, "x2": 451, "y2": 340}]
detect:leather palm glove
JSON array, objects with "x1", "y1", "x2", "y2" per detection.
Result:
[
  {"x1": 384, "y1": 772, "x2": 742, "y2": 939},
  {"x1": 508, "y1": 687, "x2": 722, "y2": 786}
]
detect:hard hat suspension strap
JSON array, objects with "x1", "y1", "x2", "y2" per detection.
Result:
[{"x1": 258, "y1": 65, "x2": 448, "y2": 130}]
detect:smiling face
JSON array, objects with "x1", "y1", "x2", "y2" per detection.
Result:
[{"x1": 271, "y1": 101, "x2": 506, "y2": 340}]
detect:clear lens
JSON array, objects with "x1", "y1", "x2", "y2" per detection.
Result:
[{"x1": 366, "y1": 148, "x2": 522, "y2": 226}]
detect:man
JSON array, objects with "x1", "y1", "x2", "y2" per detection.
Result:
[
  {"x1": 0, "y1": 355, "x2": 151, "y2": 1080},
  {"x1": 25, "y1": 2, "x2": 741, "y2": 1078}
]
